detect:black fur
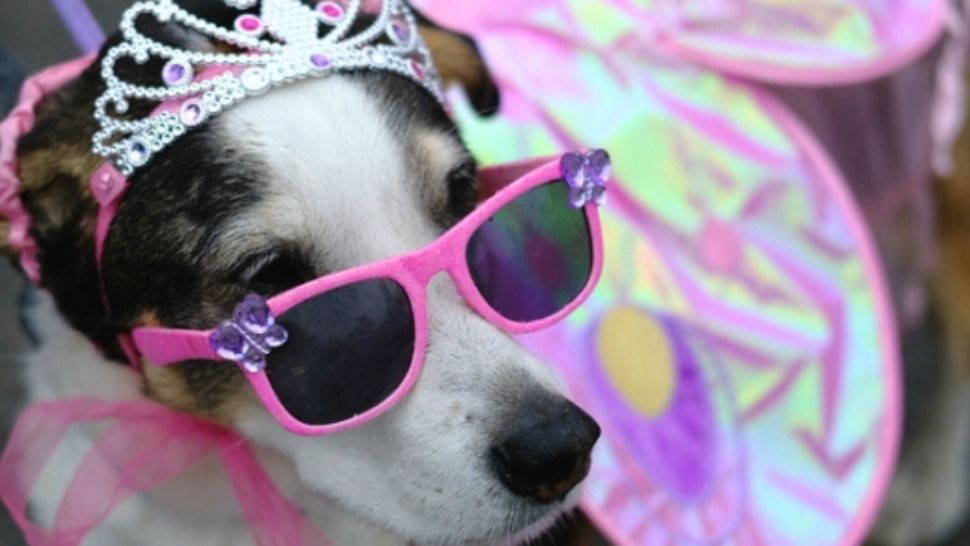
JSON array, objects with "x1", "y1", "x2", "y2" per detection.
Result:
[{"x1": 15, "y1": 0, "x2": 495, "y2": 410}]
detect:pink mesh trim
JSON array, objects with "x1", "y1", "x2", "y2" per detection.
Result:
[
  {"x1": 0, "y1": 56, "x2": 94, "y2": 285},
  {"x1": 0, "y1": 398, "x2": 332, "y2": 545}
]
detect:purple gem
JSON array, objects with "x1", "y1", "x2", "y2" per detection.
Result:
[
  {"x1": 310, "y1": 53, "x2": 332, "y2": 70},
  {"x1": 208, "y1": 294, "x2": 288, "y2": 373},
  {"x1": 264, "y1": 324, "x2": 289, "y2": 348},
  {"x1": 180, "y1": 99, "x2": 207, "y2": 127},
  {"x1": 586, "y1": 149, "x2": 612, "y2": 185},
  {"x1": 560, "y1": 149, "x2": 611, "y2": 209},
  {"x1": 569, "y1": 184, "x2": 607, "y2": 209},
  {"x1": 210, "y1": 324, "x2": 250, "y2": 361},
  {"x1": 561, "y1": 152, "x2": 586, "y2": 189},
  {"x1": 240, "y1": 351, "x2": 268, "y2": 374},
  {"x1": 126, "y1": 139, "x2": 151, "y2": 167},
  {"x1": 163, "y1": 58, "x2": 193, "y2": 87},
  {"x1": 234, "y1": 294, "x2": 274, "y2": 334},
  {"x1": 388, "y1": 17, "x2": 410, "y2": 43}
]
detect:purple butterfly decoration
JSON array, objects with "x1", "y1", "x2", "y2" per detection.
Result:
[
  {"x1": 209, "y1": 294, "x2": 289, "y2": 373},
  {"x1": 561, "y1": 149, "x2": 611, "y2": 209}
]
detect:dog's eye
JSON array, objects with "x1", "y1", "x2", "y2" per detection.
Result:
[
  {"x1": 447, "y1": 161, "x2": 479, "y2": 219},
  {"x1": 238, "y1": 252, "x2": 314, "y2": 295}
]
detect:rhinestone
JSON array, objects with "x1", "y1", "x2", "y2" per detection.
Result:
[
  {"x1": 410, "y1": 59, "x2": 425, "y2": 81},
  {"x1": 179, "y1": 99, "x2": 207, "y2": 127},
  {"x1": 241, "y1": 353, "x2": 267, "y2": 374},
  {"x1": 202, "y1": 92, "x2": 220, "y2": 111},
  {"x1": 369, "y1": 48, "x2": 387, "y2": 65},
  {"x1": 268, "y1": 64, "x2": 286, "y2": 83},
  {"x1": 225, "y1": 0, "x2": 257, "y2": 8},
  {"x1": 317, "y1": 2, "x2": 345, "y2": 23},
  {"x1": 162, "y1": 58, "x2": 194, "y2": 87},
  {"x1": 126, "y1": 138, "x2": 151, "y2": 168},
  {"x1": 240, "y1": 68, "x2": 271, "y2": 95},
  {"x1": 387, "y1": 17, "x2": 410, "y2": 44},
  {"x1": 235, "y1": 14, "x2": 265, "y2": 36},
  {"x1": 309, "y1": 53, "x2": 332, "y2": 71}
]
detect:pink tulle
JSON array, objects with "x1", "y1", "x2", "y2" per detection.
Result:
[
  {"x1": 0, "y1": 56, "x2": 95, "y2": 285},
  {"x1": 932, "y1": 0, "x2": 970, "y2": 176},
  {"x1": 0, "y1": 398, "x2": 331, "y2": 546}
]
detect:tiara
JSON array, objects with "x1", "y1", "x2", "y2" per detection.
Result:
[{"x1": 92, "y1": 0, "x2": 444, "y2": 175}]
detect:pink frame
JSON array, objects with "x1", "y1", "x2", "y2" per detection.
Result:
[{"x1": 132, "y1": 154, "x2": 605, "y2": 435}]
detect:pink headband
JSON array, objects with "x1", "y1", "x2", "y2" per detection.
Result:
[
  {"x1": 0, "y1": 56, "x2": 94, "y2": 285},
  {"x1": 0, "y1": 57, "x2": 239, "y2": 367}
]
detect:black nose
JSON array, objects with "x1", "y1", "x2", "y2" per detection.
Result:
[{"x1": 490, "y1": 397, "x2": 600, "y2": 503}]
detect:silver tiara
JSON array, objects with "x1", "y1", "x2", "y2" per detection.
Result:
[{"x1": 93, "y1": 0, "x2": 444, "y2": 175}]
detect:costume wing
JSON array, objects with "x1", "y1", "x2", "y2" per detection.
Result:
[
  {"x1": 419, "y1": 0, "x2": 945, "y2": 84},
  {"x1": 412, "y1": 1, "x2": 909, "y2": 543}
]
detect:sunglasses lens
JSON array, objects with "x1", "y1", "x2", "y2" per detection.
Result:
[
  {"x1": 265, "y1": 278, "x2": 415, "y2": 426},
  {"x1": 467, "y1": 181, "x2": 593, "y2": 323}
]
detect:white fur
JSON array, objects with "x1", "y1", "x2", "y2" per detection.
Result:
[
  {"x1": 21, "y1": 73, "x2": 583, "y2": 545},
  {"x1": 218, "y1": 75, "x2": 577, "y2": 544}
]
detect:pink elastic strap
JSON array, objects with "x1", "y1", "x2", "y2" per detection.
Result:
[
  {"x1": 478, "y1": 155, "x2": 552, "y2": 198},
  {"x1": 134, "y1": 328, "x2": 219, "y2": 366},
  {"x1": 0, "y1": 398, "x2": 331, "y2": 546},
  {"x1": 90, "y1": 64, "x2": 240, "y2": 270},
  {"x1": 89, "y1": 65, "x2": 241, "y2": 369},
  {"x1": 0, "y1": 56, "x2": 95, "y2": 285}
]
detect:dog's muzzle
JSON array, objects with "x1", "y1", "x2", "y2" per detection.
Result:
[{"x1": 491, "y1": 396, "x2": 600, "y2": 503}]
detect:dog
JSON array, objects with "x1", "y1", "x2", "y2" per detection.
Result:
[{"x1": 0, "y1": 1, "x2": 601, "y2": 544}]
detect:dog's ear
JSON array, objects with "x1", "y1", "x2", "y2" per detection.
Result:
[{"x1": 412, "y1": 8, "x2": 501, "y2": 116}]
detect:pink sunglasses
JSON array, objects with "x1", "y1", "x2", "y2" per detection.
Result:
[{"x1": 132, "y1": 150, "x2": 609, "y2": 435}]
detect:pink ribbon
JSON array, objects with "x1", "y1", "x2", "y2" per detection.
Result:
[{"x1": 0, "y1": 398, "x2": 332, "y2": 546}]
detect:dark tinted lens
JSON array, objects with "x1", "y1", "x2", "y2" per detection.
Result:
[
  {"x1": 265, "y1": 278, "x2": 415, "y2": 425},
  {"x1": 467, "y1": 181, "x2": 593, "y2": 323}
]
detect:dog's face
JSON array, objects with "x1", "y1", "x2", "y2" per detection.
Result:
[{"x1": 2, "y1": 2, "x2": 599, "y2": 544}]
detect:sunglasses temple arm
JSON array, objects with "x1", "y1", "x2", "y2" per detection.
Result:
[
  {"x1": 132, "y1": 327, "x2": 220, "y2": 367},
  {"x1": 478, "y1": 156, "x2": 558, "y2": 200}
]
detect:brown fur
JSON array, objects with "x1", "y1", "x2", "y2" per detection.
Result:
[
  {"x1": 16, "y1": 84, "x2": 103, "y2": 236},
  {"x1": 0, "y1": 219, "x2": 10, "y2": 255},
  {"x1": 2, "y1": 90, "x2": 101, "y2": 261},
  {"x1": 420, "y1": 26, "x2": 489, "y2": 93},
  {"x1": 416, "y1": 18, "x2": 499, "y2": 115},
  {"x1": 933, "y1": 104, "x2": 970, "y2": 379},
  {"x1": 143, "y1": 362, "x2": 251, "y2": 424}
]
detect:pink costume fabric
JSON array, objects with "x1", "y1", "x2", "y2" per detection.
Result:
[
  {"x1": 0, "y1": 56, "x2": 95, "y2": 285},
  {"x1": 0, "y1": 399, "x2": 331, "y2": 546},
  {"x1": 414, "y1": 0, "x2": 944, "y2": 544}
]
